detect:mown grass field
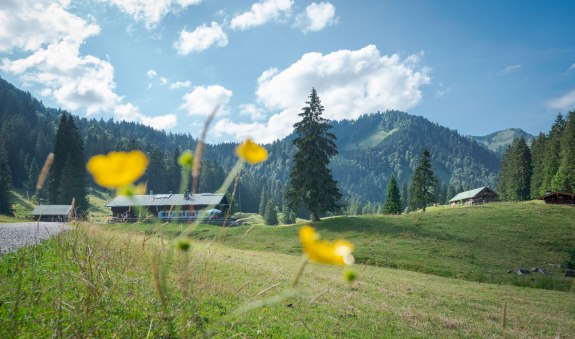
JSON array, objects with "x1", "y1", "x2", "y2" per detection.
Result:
[
  {"x1": 112, "y1": 201, "x2": 575, "y2": 291},
  {"x1": 0, "y1": 221, "x2": 574, "y2": 338},
  {"x1": 1, "y1": 201, "x2": 574, "y2": 337}
]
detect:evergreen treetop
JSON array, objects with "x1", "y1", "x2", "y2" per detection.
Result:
[
  {"x1": 286, "y1": 88, "x2": 342, "y2": 221},
  {"x1": 383, "y1": 175, "x2": 402, "y2": 214},
  {"x1": 408, "y1": 149, "x2": 437, "y2": 212}
]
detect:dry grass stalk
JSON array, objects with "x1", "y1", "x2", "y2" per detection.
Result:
[{"x1": 36, "y1": 152, "x2": 54, "y2": 190}]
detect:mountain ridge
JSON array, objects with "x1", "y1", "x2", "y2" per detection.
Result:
[{"x1": 0, "y1": 76, "x2": 516, "y2": 211}]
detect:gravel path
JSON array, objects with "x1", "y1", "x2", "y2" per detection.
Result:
[{"x1": 0, "y1": 222, "x2": 71, "y2": 254}]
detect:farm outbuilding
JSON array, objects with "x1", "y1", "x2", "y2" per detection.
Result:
[
  {"x1": 537, "y1": 192, "x2": 575, "y2": 206},
  {"x1": 104, "y1": 192, "x2": 229, "y2": 222},
  {"x1": 449, "y1": 186, "x2": 498, "y2": 206},
  {"x1": 31, "y1": 205, "x2": 73, "y2": 222}
]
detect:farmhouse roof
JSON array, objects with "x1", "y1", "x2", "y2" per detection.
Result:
[
  {"x1": 449, "y1": 186, "x2": 497, "y2": 203},
  {"x1": 105, "y1": 193, "x2": 227, "y2": 208},
  {"x1": 31, "y1": 205, "x2": 72, "y2": 216}
]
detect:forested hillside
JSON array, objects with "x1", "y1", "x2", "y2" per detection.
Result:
[{"x1": 0, "y1": 77, "x2": 501, "y2": 215}]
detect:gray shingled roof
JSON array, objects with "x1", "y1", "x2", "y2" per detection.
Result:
[
  {"x1": 31, "y1": 205, "x2": 72, "y2": 216},
  {"x1": 449, "y1": 186, "x2": 496, "y2": 203},
  {"x1": 105, "y1": 193, "x2": 226, "y2": 208}
]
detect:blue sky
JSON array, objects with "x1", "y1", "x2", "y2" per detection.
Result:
[{"x1": 1, "y1": 0, "x2": 574, "y2": 143}]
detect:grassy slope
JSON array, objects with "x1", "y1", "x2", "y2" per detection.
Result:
[
  {"x1": 0, "y1": 224, "x2": 573, "y2": 337},
  {"x1": 120, "y1": 201, "x2": 575, "y2": 291}
]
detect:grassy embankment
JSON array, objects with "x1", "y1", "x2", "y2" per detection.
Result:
[
  {"x1": 112, "y1": 201, "x2": 575, "y2": 291},
  {"x1": 0, "y1": 219, "x2": 574, "y2": 337}
]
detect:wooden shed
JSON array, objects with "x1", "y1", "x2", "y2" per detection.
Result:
[
  {"x1": 31, "y1": 205, "x2": 73, "y2": 222},
  {"x1": 104, "y1": 192, "x2": 229, "y2": 222},
  {"x1": 449, "y1": 186, "x2": 499, "y2": 206},
  {"x1": 537, "y1": 192, "x2": 575, "y2": 206}
]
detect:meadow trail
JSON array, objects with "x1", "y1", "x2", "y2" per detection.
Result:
[{"x1": 0, "y1": 222, "x2": 70, "y2": 254}]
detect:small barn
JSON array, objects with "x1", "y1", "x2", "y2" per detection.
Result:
[
  {"x1": 31, "y1": 205, "x2": 73, "y2": 222},
  {"x1": 105, "y1": 192, "x2": 229, "y2": 222},
  {"x1": 449, "y1": 186, "x2": 498, "y2": 206},
  {"x1": 537, "y1": 192, "x2": 575, "y2": 206}
]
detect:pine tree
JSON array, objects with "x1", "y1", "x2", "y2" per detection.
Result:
[
  {"x1": 259, "y1": 185, "x2": 267, "y2": 217},
  {"x1": 264, "y1": 201, "x2": 278, "y2": 225},
  {"x1": 446, "y1": 185, "x2": 455, "y2": 204},
  {"x1": 145, "y1": 146, "x2": 168, "y2": 194},
  {"x1": 27, "y1": 159, "x2": 39, "y2": 193},
  {"x1": 541, "y1": 114, "x2": 564, "y2": 193},
  {"x1": 281, "y1": 201, "x2": 296, "y2": 224},
  {"x1": 286, "y1": 88, "x2": 342, "y2": 222},
  {"x1": 383, "y1": 175, "x2": 402, "y2": 214},
  {"x1": 497, "y1": 137, "x2": 532, "y2": 201},
  {"x1": 555, "y1": 111, "x2": 575, "y2": 192},
  {"x1": 0, "y1": 139, "x2": 14, "y2": 215},
  {"x1": 529, "y1": 133, "x2": 547, "y2": 197},
  {"x1": 401, "y1": 182, "x2": 409, "y2": 211},
  {"x1": 409, "y1": 149, "x2": 437, "y2": 212},
  {"x1": 47, "y1": 114, "x2": 89, "y2": 214}
]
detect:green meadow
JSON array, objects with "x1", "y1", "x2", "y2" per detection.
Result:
[{"x1": 1, "y1": 201, "x2": 574, "y2": 337}]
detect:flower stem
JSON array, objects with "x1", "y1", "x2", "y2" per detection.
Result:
[{"x1": 292, "y1": 256, "x2": 308, "y2": 287}]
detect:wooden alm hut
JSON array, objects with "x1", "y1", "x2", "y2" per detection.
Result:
[
  {"x1": 449, "y1": 186, "x2": 499, "y2": 207},
  {"x1": 537, "y1": 192, "x2": 575, "y2": 206},
  {"x1": 31, "y1": 205, "x2": 73, "y2": 222},
  {"x1": 104, "y1": 192, "x2": 229, "y2": 223}
]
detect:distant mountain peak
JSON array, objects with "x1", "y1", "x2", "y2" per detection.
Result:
[{"x1": 470, "y1": 128, "x2": 535, "y2": 155}]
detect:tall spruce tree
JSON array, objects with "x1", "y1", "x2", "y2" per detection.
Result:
[
  {"x1": 541, "y1": 114, "x2": 564, "y2": 193},
  {"x1": 383, "y1": 175, "x2": 402, "y2": 214},
  {"x1": 0, "y1": 139, "x2": 14, "y2": 215},
  {"x1": 408, "y1": 149, "x2": 437, "y2": 212},
  {"x1": 286, "y1": 88, "x2": 342, "y2": 222},
  {"x1": 264, "y1": 201, "x2": 278, "y2": 225},
  {"x1": 555, "y1": 111, "x2": 575, "y2": 192},
  {"x1": 259, "y1": 185, "x2": 267, "y2": 217},
  {"x1": 497, "y1": 137, "x2": 532, "y2": 201},
  {"x1": 529, "y1": 133, "x2": 547, "y2": 197},
  {"x1": 47, "y1": 114, "x2": 89, "y2": 214},
  {"x1": 446, "y1": 185, "x2": 455, "y2": 204}
]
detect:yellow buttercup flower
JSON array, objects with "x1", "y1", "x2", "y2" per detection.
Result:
[
  {"x1": 86, "y1": 150, "x2": 148, "y2": 189},
  {"x1": 299, "y1": 225, "x2": 354, "y2": 265},
  {"x1": 235, "y1": 139, "x2": 268, "y2": 164},
  {"x1": 178, "y1": 150, "x2": 194, "y2": 170}
]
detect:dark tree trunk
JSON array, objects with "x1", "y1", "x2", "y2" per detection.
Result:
[{"x1": 310, "y1": 210, "x2": 320, "y2": 222}]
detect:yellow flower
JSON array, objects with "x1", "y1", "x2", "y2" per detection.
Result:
[
  {"x1": 86, "y1": 150, "x2": 148, "y2": 189},
  {"x1": 299, "y1": 225, "x2": 354, "y2": 265},
  {"x1": 235, "y1": 139, "x2": 268, "y2": 164},
  {"x1": 178, "y1": 150, "x2": 194, "y2": 170}
]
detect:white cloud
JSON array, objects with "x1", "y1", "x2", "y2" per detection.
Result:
[
  {"x1": 568, "y1": 63, "x2": 575, "y2": 72},
  {"x1": 169, "y1": 80, "x2": 192, "y2": 89},
  {"x1": 0, "y1": 0, "x2": 100, "y2": 53},
  {"x1": 0, "y1": 0, "x2": 173, "y2": 127},
  {"x1": 500, "y1": 64, "x2": 522, "y2": 75},
  {"x1": 213, "y1": 109, "x2": 297, "y2": 143},
  {"x1": 146, "y1": 69, "x2": 157, "y2": 78},
  {"x1": 174, "y1": 22, "x2": 228, "y2": 55},
  {"x1": 97, "y1": 0, "x2": 203, "y2": 29},
  {"x1": 230, "y1": 0, "x2": 293, "y2": 31},
  {"x1": 2, "y1": 36, "x2": 121, "y2": 115},
  {"x1": 294, "y1": 2, "x2": 337, "y2": 32},
  {"x1": 213, "y1": 45, "x2": 431, "y2": 143},
  {"x1": 114, "y1": 103, "x2": 177, "y2": 130},
  {"x1": 547, "y1": 89, "x2": 575, "y2": 111},
  {"x1": 239, "y1": 104, "x2": 266, "y2": 121},
  {"x1": 180, "y1": 85, "x2": 232, "y2": 116}
]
